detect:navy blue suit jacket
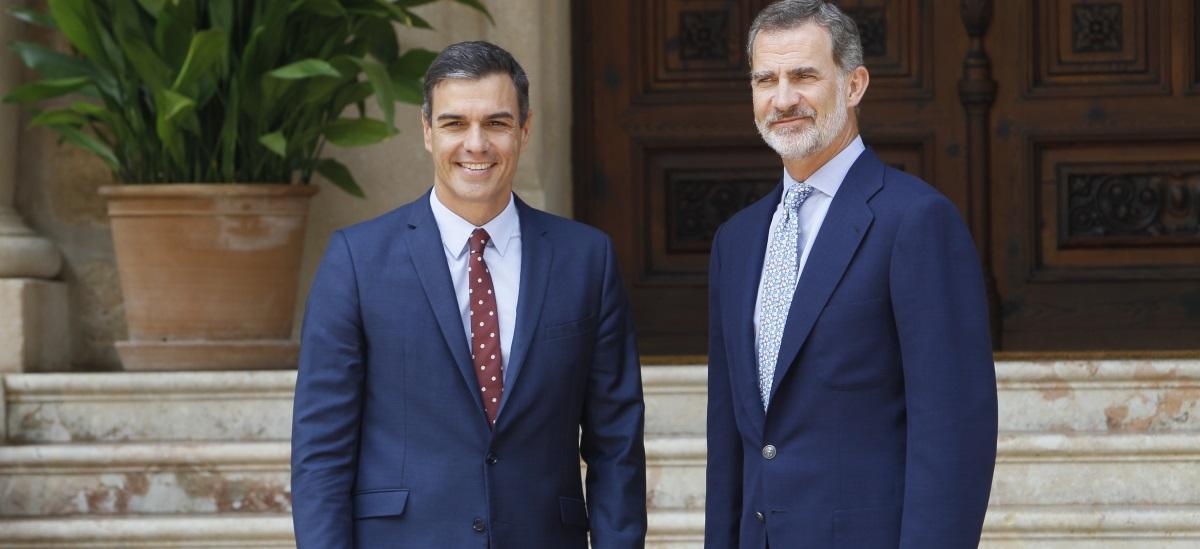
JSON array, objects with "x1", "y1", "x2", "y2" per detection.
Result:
[
  {"x1": 705, "y1": 149, "x2": 998, "y2": 548},
  {"x1": 291, "y1": 192, "x2": 646, "y2": 548}
]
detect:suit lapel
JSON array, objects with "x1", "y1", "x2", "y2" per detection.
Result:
[
  {"x1": 768, "y1": 150, "x2": 884, "y2": 406},
  {"x1": 403, "y1": 192, "x2": 485, "y2": 419},
  {"x1": 733, "y1": 183, "x2": 783, "y2": 435},
  {"x1": 495, "y1": 198, "x2": 551, "y2": 421}
]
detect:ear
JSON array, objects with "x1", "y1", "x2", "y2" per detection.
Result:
[
  {"x1": 421, "y1": 111, "x2": 433, "y2": 154},
  {"x1": 845, "y1": 65, "x2": 870, "y2": 109},
  {"x1": 519, "y1": 110, "x2": 534, "y2": 146}
]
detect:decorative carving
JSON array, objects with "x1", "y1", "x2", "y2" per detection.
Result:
[
  {"x1": 844, "y1": 7, "x2": 887, "y2": 57},
  {"x1": 959, "y1": 0, "x2": 1000, "y2": 349},
  {"x1": 1072, "y1": 3, "x2": 1123, "y2": 53},
  {"x1": 679, "y1": 10, "x2": 729, "y2": 61},
  {"x1": 1030, "y1": 0, "x2": 1168, "y2": 97},
  {"x1": 1064, "y1": 171, "x2": 1200, "y2": 241},
  {"x1": 669, "y1": 175, "x2": 776, "y2": 248}
]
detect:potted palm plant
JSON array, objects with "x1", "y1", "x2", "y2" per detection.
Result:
[{"x1": 4, "y1": 0, "x2": 490, "y2": 370}]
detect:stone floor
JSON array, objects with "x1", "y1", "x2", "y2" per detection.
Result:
[{"x1": 1, "y1": 357, "x2": 1198, "y2": 547}]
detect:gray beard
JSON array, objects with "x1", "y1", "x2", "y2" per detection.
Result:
[{"x1": 756, "y1": 88, "x2": 848, "y2": 161}]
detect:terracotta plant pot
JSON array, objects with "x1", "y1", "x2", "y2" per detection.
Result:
[{"x1": 99, "y1": 184, "x2": 319, "y2": 370}]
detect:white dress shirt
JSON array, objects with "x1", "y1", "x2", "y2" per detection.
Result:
[
  {"x1": 753, "y1": 136, "x2": 866, "y2": 340},
  {"x1": 430, "y1": 189, "x2": 521, "y2": 380}
]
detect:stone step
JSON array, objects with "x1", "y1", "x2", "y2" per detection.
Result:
[
  {"x1": 0, "y1": 511, "x2": 699, "y2": 548},
  {"x1": 4, "y1": 432, "x2": 1198, "y2": 517},
  {"x1": 2, "y1": 371, "x2": 295, "y2": 444},
  {"x1": 6, "y1": 360, "x2": 1198, "y2": 443},
  {"x1": 645, "y1": 432, "x2": 1200, "y2": 510},
  {"x1": 1, "y1": 506, "x2": 1199, "y2": 548}
]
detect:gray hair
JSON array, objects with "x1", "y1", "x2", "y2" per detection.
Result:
[
  {"x1": 746, "y1": 0, "x2": 864, "y2": 73},
  {"x1": 422, "y1": 41, "x2": 530, "y2": 125}
]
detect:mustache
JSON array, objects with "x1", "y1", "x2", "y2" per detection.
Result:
[{"x1": 763, "y1": 106, "x2": 816, "y2": 125}]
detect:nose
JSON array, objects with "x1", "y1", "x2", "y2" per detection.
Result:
[
  {"x1": 772, "y1": 78, "x2": 801, "y2": 113},
  {"x1": 464, "y1": 124, "x2": 489, "y2": 154}
]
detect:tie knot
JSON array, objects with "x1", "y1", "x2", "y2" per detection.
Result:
[
  {"x1": 784, "y1": 183, "x2": 815, "y2": 212},
  {"x1": 469, "y1": 228, "x2": 491, "y2": 255}
]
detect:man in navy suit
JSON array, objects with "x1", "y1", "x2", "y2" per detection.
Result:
[
  {"x1": 705, "y1": 2, "x2": 998, "y2": 547},
  {"x1": 291, "y1": 41, "x2": 646, "y2": 548}
]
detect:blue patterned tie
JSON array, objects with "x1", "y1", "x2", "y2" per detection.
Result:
[{"x1": 757, "y1": 183, "x2": 814, "y2": 410}]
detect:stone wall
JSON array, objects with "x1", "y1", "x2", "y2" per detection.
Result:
[{"x1": 4, "y1": 1, "x2": 572, "y2": 371}]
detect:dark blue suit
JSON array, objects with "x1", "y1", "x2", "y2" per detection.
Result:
[
  {"x1": 705, "y1": 149, "x2": 997, "y2": 548},
  {"x1": 292, "y1": 192, "x2": 646, "y2": 548}
]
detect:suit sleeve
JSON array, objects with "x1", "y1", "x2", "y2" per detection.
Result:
[
  {"x1": 890, "y1": 194, "x2": 998, "y2": 548},
  {"x1": 579, "y1": 236, "x2": 648, "y2": 549},
  {"x1": 291, "y1": 231, "x2": 365, "y2": 549},
  {"x1": 705, "y1": 226, "x2": 743, "y2": 548}
]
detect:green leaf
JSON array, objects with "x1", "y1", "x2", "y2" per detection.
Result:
[
  {"x1": 321, "y1": 117, "x2": 392, "y2": 147},
  {"x1": 2, "y1": 76, "x2": 92, "y2": 104},
  {"x1": 315, "y1": 158, "x2": 366, "y2": 198},
  {"x1": 393, "y1": 77, "x2": 423, "y2": 105},
  {"x1": 392, "y1": 48, "x2": 437, "y2": 80},
  {"x1": 359, "y1": 18, "x2": 399, "y2": 63},
  {"x1": 155, "y1": 0, "x2": 196, "y2": 68},
  {"x1": 29, "y1": 109, "x2": 90, "y2": 128},
  {"x1": 9, "y1": 42, "x2": 91, "y2": 79},
  {"x1": 47, "y1": 0, "x2": 104, "y2": 61},
  {"x1": 113, "y1": 0, "x2": 172, "y2": 92},
  {"x1": 259, "y1": 131, "x2": 287, "y2": 157},
  {"x1": 8, "y1": 7, "x2": 56, "y2": 28},
  {"x1": 51, "y1": 125, "x2": 120, "y2": 169},
  {"x1": 154, "y1": 89, "x2": 198, "y2": 165},
  {"x1": 217, "y1": 76, "x2": 239, "y2": 180},
  {"x1": 398, "y1": 8, "x2": 433, "y2": 30},
  {"x1": 453, "y1": 0, "x2": 494, "y2": 24},
  {"x1": 207, "y1": 0, "x2": 235, "y2": 34},
  {"x1": 172, "y1": 29, "x2": 228, "y2": 93},
  {"x1": 392, "y1": 0, "x2": 440, "y2": 7},
  {"x1": 289, "y1": 0, "x2": 346, "y2": 17},
  {"x1": 269, "y1": 59, "x2": 342, "y2": 80},
  {"x1": 136, "y1": 0, "x2": 166, "y2": 17},
  {"x1": 355, "y1": 58, "x2": 397, "y2": 130}
]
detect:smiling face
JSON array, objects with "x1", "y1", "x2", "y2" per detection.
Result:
[
  {"x1": 422, "y1": 73, "x2": 531, "y2": 225},
  {"x1": 750, "y1": 22, "x2": 865, "y2": 162}
]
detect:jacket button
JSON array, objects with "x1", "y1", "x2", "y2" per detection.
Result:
[
  {"x1": 762, "y1": 444, "x2": 777, "y2": 460},
  {"x1": 755, "y1": 511, "x2": 766, "y2": 523},
  {"x1": 472, "y1": 517, "x2": 486, "y2": 532},
  {"x1": 485, "y1": 451, "x2": 498, "y2": 465}
]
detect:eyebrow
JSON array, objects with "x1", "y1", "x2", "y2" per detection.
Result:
[
  {"x1": 435, "y1": 112, "x2": 516, "y2": 122},
  {"x1": 749, "y1": 66, "x2": 821, "y2": 80}
]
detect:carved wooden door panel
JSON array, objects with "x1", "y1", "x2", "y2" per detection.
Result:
[
  {"x1": 573, "y1": 0, "x2": 1200, "y2": 354},
  {"x1": 574, "y1": 0, "x2": 973, "y2": 354},
  {"x1": 988, "y1": 0, "x2": 1200, "y2": 349}
]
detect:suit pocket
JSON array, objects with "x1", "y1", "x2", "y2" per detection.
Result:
[
  {"x1": 541, "y1": 315, "x2": 596, "y2": 341},
  {"x1": 353, "y1": 489, "x2": 410, "y2": 519},
  {"x1": 832, "y1": 505, "x2": 901, "y2": 547},
  {"x1": 559, "y1": 496, "x2": 590, "y2": 529}
]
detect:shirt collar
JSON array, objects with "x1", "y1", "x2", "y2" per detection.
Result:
[
  {"x1": 429, "y1": 188, "x2": 521, "y2": 259},
  {"x1": 782, "y1": 135, "x2": 865, "y2": 198}
]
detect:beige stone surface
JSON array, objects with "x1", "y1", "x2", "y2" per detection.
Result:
[
  {"x1": 6, "y1": 360, "x2": 1200, "y2": 546},
  {"x1": 0, "y1": 279, "x2": 69, "y2": 373}
]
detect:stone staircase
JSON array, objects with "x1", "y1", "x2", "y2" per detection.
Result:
[{"x1": 1, "y1": 358, "x2": 1198, "y2": 547}]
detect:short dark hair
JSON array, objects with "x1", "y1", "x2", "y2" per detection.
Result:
[
  {"x1": 747, "y1": 0, "x2": 864, "y2": 73},
  {"x1": 421, "y1": 41, "x2": 530, "y2": 125}
]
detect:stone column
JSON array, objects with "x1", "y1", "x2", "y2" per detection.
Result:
[{"x1": 0, "y1": 5, "x2": 69, "y2": 372}]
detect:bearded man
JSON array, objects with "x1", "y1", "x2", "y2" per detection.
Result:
[{"x1": 704, "y1": 1, "x2": 998, "y2": 548}]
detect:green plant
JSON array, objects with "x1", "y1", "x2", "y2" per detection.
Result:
[{"x1": 3, "y1": 0, "x2": 491, "y2": 197}]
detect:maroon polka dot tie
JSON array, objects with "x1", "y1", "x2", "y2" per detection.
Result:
[{"x1": 469, "y1": 228, "x2": 504, "y2": 427}]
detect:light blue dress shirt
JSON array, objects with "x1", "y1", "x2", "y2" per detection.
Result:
[
  {"x1": 753, "y1": 136, "x2": 866, "y2": 340},
  {"x1": 430, "y1": 189, "x2": 522, "y2": 381}
]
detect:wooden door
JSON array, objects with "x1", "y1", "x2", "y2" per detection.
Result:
[{"x1": 572, "y1": 0, "x2": 1200, "y2": 354}]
